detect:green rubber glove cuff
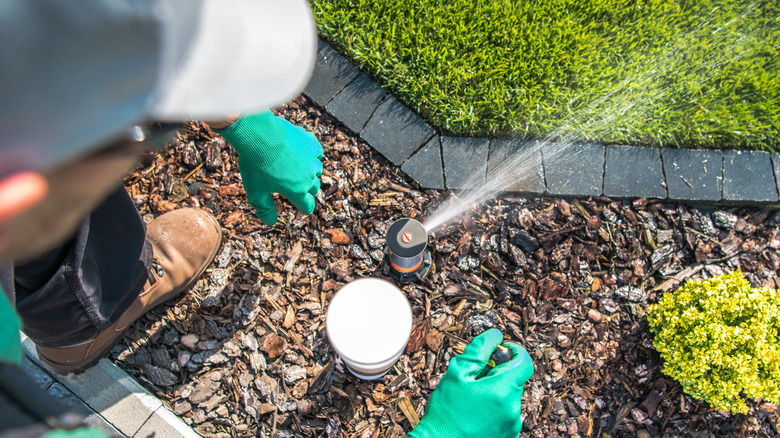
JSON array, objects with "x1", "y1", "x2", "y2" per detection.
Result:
[{"x1": 214, "y1": 110, "x2": 286, "y2": 172}]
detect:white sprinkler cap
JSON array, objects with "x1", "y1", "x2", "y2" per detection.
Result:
[{"x1": 326, "y1": 279, "x2": 412, "y2": 378}]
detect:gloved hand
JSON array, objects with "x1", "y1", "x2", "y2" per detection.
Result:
[
  {"x1": 408, "y1": 329, "x2": 534, "y2": 438},
  {"x1": 215, "y1": 111, "x2": 323, "y2": 225}
]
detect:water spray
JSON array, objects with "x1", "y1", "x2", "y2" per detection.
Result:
[{"x1": 385, "y1": 218, "x2": 432, "y2": 284}]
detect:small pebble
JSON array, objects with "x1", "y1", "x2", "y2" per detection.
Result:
[
  {"x1": 181, "y1": 334, "x2": 199, "y2": 349},
  {"x1": 588, "y1": 308, "x2": 604, "y2": 323},
  {"x1": 283, "y1": 365, "x2": 307, "y2": 385}
]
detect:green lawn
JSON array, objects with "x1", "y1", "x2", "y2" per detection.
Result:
[{"x1": 310, "y1": 0, "x2": 780, "y2": 151}]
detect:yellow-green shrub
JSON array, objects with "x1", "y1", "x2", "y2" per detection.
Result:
[{"x1": 647, "y1": 271, "x2": 780, "y2": 414}]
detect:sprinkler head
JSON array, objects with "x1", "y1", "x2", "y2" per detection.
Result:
[{"x1": 385, "y1": 218, "x2": 432, "y2": 284}]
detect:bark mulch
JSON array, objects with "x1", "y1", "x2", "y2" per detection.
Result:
[{"x1": 115, "y1": 95, "x2": 780, "y2": 437}]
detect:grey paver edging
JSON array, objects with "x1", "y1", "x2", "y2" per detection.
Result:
[
  {"x1": 304, "y1": 39, "x2": 780, "y2": 205},
  {"x1": 20, "y1": 334, "x2": 200, "y2": 438}
]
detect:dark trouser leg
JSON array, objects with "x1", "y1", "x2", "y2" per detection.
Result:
[{"x1": 11, "y1": 188, "x2": 151, "y2": 348}]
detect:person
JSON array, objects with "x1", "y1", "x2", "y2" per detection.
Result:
[
  {"x1": 0, "y1": 0, "x2": 533, "y2": 436},
  {"x1": 0, "y1": 0, "x2": 324, "y2": 374}
]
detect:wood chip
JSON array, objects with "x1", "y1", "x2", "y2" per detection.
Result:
[
  {"x1": 259, "y1": 334, "x2": 287, "y2": 359},
  {"x1": 397, "y1": 393, "x2": 420, "y2": 428},
  {"x1": 325, "y1": 229, "x2": 351, "y2": 244}
]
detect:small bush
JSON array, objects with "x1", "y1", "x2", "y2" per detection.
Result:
[{"x1": 647, "y1": 271, "x2": 780, "y2": 414}]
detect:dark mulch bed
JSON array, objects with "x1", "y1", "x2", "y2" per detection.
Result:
[{"x1": 114, "y1": 95, "x2": 780, "y2": 437}]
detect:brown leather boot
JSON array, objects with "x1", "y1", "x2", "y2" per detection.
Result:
[{"x1": 36, "y1": 208, "x2": 221, "y2": 373}]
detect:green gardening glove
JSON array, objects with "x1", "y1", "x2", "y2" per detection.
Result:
[
  {"x1": 408, "y1": 329, "x2": 534, "y2": 438},
  {"x1": 215, "y1": 111, "x2": 323, "y2": 225},
  {"x1": 0, "y1": 287, "x2": 22, "y2": 364}
]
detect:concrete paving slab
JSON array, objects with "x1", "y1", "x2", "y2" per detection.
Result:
[
  {"x1": 604, "y1": 145, "x2": 667, "y2": 199},
  {"x1": 488, "y1": 139, "x2": 544, "y2": 193},
  {"x1": 542, "y1": 143, "x2": 605, "y2": 196},
  {"x1": 303, "y1": 41, "x2": 361, "y2": 107},
  {"x1": 402, "y1": 136, "x2": 444, "y2": 190},
  {"x1": 135, "y1": 407, "x2": 201, "y2": 438},
  {"x1": 48, "y1": 383, "x2": 124, "y2": 437},
  {"x1": 723, "y1": 150, "x2": 778, "y2": 202},
  {"x1": 47, "y1": 358, "x2": 160, "y2": 437},
  {"x1": 325, "y1": 73, "x2": 387, "y2": 134},
  {"x1": 361, "y1": 96, "x2": 436, "y2": 166},
  {"x1": 21, "y1": 335, "x2": 198, "y2": 438},
  {"x1": 662, "y1": 149, "x2": 723, "y2": 201},
  {"x1": 442, "y1": 137, "x2": 490, "y2": 190}
]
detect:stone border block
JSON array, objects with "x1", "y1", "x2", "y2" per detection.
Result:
[
  {"x1": 604, "y1": 145, "x2": 667, "y2": 199},
  {"x1": 53, "y1": 358, "x2": 161, "y2": 436},
  {"x1": 303, "y1": 41, "x2": 361, "y2": 107},
  {"x1": 361, "y1": 96, "x2": 435, "y2": 166},
  {"x1": 723, "y1": 150, "x2": 778, "y2": 202},
  {"x1": 47, "y1": 383, "x2": 123, "y2": 437},
  {"x1": 772, "y1": 153, "x2": 780, "y2": 201},
  {"x1": 542, "y1": 143, "x2": 604, "y2": 196},
  {"x1": 402, "y1": 136, "x2": 444, "y2": 190},
  {"x1": 22, "y1": 335, "x2": 197, "y2": 438},
  {"x1": 488, "y1": 139, "x2": 544, "y2": 193},
  {"x1": 662, "y1": 148, "x2": 723, "y2": 201},
  {"x1": 442, "y1": 137, "x2": 490, "y2": 190},
  {"x1": 325, "y1": 73, "x2": 387, "y2": 134}
]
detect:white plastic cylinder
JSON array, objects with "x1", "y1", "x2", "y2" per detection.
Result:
[{"x1": 326, "y1": 278, "x2": 413, "y2": 380}]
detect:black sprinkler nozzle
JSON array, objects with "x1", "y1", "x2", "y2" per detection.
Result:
[{"x1": 487, "y1": 344, "x2": 513, "y2": 368}]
